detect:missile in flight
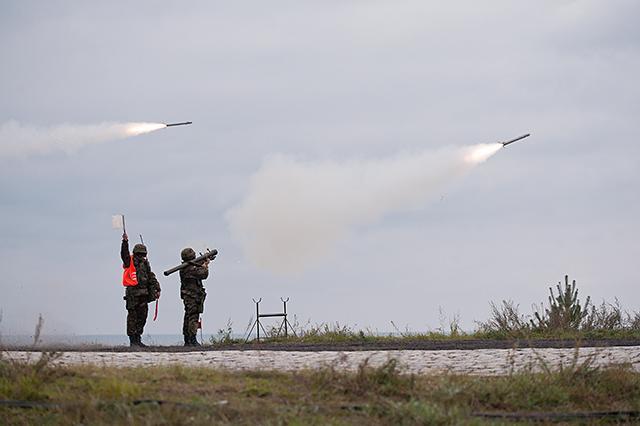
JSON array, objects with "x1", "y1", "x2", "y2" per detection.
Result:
[
  {"x1": 165, "y1": 121, "x2": 193, "y2": 127},
  {"x1": 501, "y1": 133, "x2": 530, "y2": 147}
]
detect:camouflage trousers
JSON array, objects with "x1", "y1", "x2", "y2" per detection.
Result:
[
  {"x1": 125, "y1": 294, "x2": 148, "y2": 336},
  {"x1": 182, "y1": 293, "x2": 205, "y2": 337}
]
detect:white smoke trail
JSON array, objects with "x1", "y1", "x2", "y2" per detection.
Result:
[
  {"x1": 0, "y1": 120, "x2": 167, "y2": 158},
  {"x1": 227, "y1": 143, "x2": 502, "y2": 275}
]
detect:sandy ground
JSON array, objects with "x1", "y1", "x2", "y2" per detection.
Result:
[{"x1": 6, "y1": 346, "x2": 640, "y2": 375}]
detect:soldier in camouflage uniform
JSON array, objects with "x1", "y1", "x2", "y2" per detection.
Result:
[
  {"x1": 179, "y1": 247, "x2": 209, "y2": 346},
  {"x1": 121, "y1": 233, "x2": 161, "y2": 347}
]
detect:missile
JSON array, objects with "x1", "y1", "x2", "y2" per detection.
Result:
[
  {"x1": 501, "y1": 133, "x2": 530, "y2": 147},
  {"x1": 165, "y1": 121, "x2": 193, "y2": 127}
]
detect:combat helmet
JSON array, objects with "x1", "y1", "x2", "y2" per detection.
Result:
[
  {"x1": 181, "y1": 247, "x2": 196, "y2": 261},
  {"x1": 133, "y1": 243, "x2": 147, "y2": 256}
]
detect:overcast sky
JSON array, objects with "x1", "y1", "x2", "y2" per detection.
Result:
[{"x1": 1, "y1": 0, "x2": 639, "y2": 337}]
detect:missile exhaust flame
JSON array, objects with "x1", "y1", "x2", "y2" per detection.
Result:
[
  {"x1": 463, "y1": 143, "x2": 503, "y2": 165},
  {"x1": 125, "y1": 122, "x2": 167, "y2": 136}
]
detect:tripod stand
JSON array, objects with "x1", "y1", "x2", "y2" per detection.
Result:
[{"x1": 245, "y1": 297, "x2": 297, "y2": 342}]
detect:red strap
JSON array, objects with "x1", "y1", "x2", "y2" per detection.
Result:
[{"x1": 153, "y1": 299, "x2": 159, "y2": 321}]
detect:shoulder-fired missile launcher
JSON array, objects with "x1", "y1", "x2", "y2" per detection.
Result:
[{"x1": 163, "y1": 248, "x2": 218, "y2": 276}]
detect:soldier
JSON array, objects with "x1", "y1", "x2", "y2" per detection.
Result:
[
  {"x1": 179, "y1": 247, "x2": 209, "y2": 346},
  {"x1": 120, "y1": 232, "x2": 161, "y2": 347}
]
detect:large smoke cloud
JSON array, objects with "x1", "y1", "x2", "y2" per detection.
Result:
[{"x1": 227, "y1": 143, "x2": 502, "y2": 275}]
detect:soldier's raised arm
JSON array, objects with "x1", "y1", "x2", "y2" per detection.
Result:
[
  {"x1": 120, "y1": 235, "x2": 130, "y2": 268},
  {"x1": 187, "y1": 263, "x2": 209, "y2": 280}
]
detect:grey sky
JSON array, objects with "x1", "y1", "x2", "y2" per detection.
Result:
[{"x1": 1, "y1": 0, "x2": 638, "y2": 336}]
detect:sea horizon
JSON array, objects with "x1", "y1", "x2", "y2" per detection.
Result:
[{"x1": 0, "y1": 333, "x2": 241, "y2": 347}]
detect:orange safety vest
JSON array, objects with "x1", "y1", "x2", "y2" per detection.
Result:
[{"x1": 122, "y1": 255, "x2": 138, "y2": 287}]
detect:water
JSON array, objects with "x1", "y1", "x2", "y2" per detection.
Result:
[
  {"x1": 2, "y1": 332, "x2": 401, "y2": 347},
  {"x1": 0, "y1": 334, "x2": 237, "y2": 347}
]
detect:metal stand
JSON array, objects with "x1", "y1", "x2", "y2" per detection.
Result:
[{"x1": 245, "y1": 297, "x2": 296, "y2": 343}]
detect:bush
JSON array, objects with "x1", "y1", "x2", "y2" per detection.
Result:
[
  {"x1": 477, "y1": 300, "x2": 530, "y2": 338},
  {"x1": 531, "y1": 275, "x2": 590, "y2": 331},
  {"x1": 479, "y1": 275, "x2": 640, "y2": 338}
]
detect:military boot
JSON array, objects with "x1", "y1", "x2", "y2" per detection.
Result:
[
  {"x1": 136, "y1": 335, "x2": 147, "y2": 347},
  {"x1": 129, "y1": 335, "x2": 138, "y2": 347},
  {"x1": 191, "y1": 335, "x2": 201, "y2": 347},
  {"x1": 184, "y1": 335, "x2": 191, "y2": 346}
]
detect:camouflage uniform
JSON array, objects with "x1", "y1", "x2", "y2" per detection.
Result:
[
  {"x1": 179, "y1": 248, "x2": 209, "y2": 346},
  {"x1": 121, "y1": 239, "x2": 161, "y2": 346}
]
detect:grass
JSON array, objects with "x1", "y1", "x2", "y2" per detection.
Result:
[
  {"x1": 223, "y1": 275, "x2": 640, "y2": 345},
  {"x1": 8, "y1": 275, "x2": 640, "y2": 350},
  {"x1": 4, "y1": 274, "x2": 640, "y2": 424},
  {"x1": 210, "y1": 317, "x2": 640, "y2": 347},
  {"x1": 2, "y1": 350, "x2": 640, "y2": 424}
]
